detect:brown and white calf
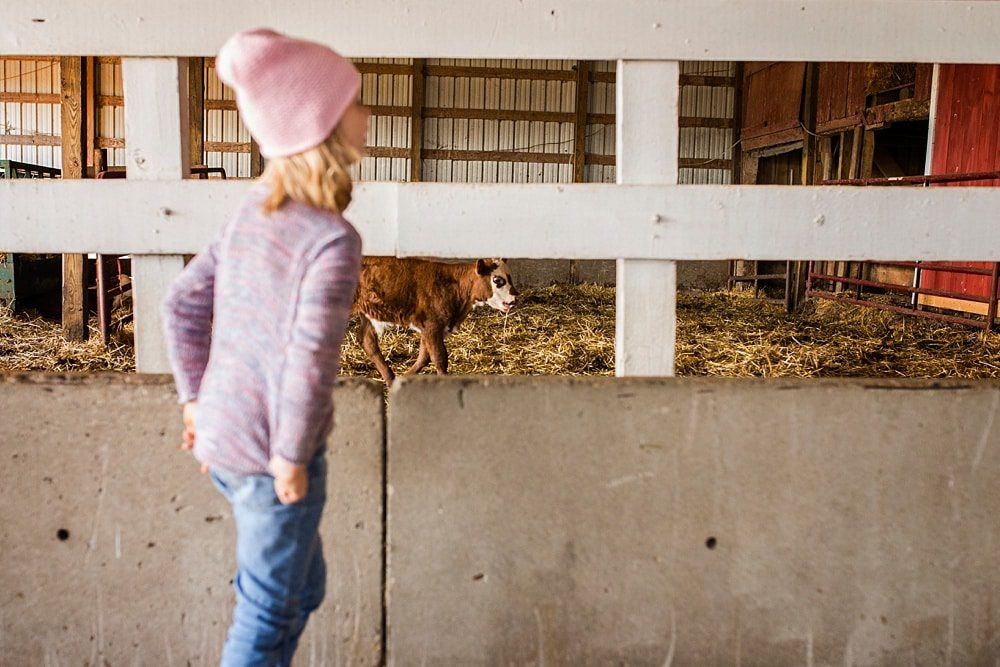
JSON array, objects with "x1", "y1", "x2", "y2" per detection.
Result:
[{"x1": 352, "y1": 257, "x2": 518, "y2": 385}]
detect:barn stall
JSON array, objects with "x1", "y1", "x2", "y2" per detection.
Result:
[
  {"x1": 5, "y1": 53, "x2": 999, "y2": 377},
  {"x1": 0, "y1": 53, "x2": 736, "y2": 333},
  {"x1": 3, "y1": 1, "x2": 1000, "y2": 664}
]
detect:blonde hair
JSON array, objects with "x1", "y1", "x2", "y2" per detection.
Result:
[{"x1": 260, "y1": 126, "x2": 361, "y2": 215}]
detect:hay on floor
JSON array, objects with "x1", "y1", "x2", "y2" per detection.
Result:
[
  {"x1": 3, "y1": 286, "x2": 999, "y2": 379},
  {"x1": 0, "y1": 307, "x2": 135, "y2": 373},
  {"x1": 340, "y1": 284, "x2": 1000, "y2": 380}
]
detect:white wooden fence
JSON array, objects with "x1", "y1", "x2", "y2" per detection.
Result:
[{"x1": 2, "y1": 1, "x2": 1000, "y2": 373}]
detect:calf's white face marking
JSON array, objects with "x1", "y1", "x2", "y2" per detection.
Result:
[{"x1": 482, "y1": 259, "x2": 519, "y2": 313}]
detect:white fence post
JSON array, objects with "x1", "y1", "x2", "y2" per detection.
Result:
[
  {"x1": 122, "y1": 58, "x2": 190, "y2": 373},
  {"x1": 615, "y1": 60, "x2": 679, "y2": 377}
]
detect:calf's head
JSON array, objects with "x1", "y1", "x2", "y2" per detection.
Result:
[{"x1": 475, "y1": 258, "x2": 519, "y2": 313}]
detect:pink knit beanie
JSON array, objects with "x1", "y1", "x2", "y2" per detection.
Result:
[{"x1": 216, "y1": 28, "x2": 361, "y2": 159}]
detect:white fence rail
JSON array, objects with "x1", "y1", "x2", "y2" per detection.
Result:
[
  {"x1": 5, "y1": 1, "x2": 1000, "y2": 62},
  {"x1": 1, "y1": 1, "x2": 998, "y2": 373},
  {"x1": 5, "y1": 181, "x2": 999, "y2": 261}
]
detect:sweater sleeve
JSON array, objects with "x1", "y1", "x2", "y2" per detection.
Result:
[
  {"x1": 271, "y1": 230, "x2": 362, "y2": 465},
  {"x1": 161, "y1": 237, "x2": 221, "y2": 404}
]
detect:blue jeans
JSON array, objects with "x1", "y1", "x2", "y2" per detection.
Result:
[{"x1": 210, "y1": 453, "x2": 327, "y2": 667}]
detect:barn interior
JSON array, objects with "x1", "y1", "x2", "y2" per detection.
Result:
[{"x1": 3, "y1": 5, "x2": 1000, "y2": 664}]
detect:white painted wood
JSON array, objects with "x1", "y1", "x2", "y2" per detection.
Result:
[
  {"x1": 123, "y1": 59, "x2": 190, "y2": 180},
  {"x1": 123, "y1": 57, "x2": 190, "y2": 373},
  {"x1": 131, "y1": 254, "x2": 186, "y2": 372},
  {"x1": 924, "y1": 63, "x2": 942, "y2": 177},
  {"x1": 0, "y1": 180, "x2": 398, "y2": 253},
  {"x1": 4, "y1": 1, "x2": 1000, "y2": 62},
  {"x1": 615, "y1": 60, "x2": 679, "y2": 378},
  {"x1": 5, "y1": 180, "x2": 1000, "y2": 261}
]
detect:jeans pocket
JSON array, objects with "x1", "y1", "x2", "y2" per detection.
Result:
[{"x1": 222, "y1": 473, "x2": 279, "y2": 510}]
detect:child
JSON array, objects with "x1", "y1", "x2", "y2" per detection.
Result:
[{"x1": 161, "y1": 28, "x2": 368, "y2": 666}]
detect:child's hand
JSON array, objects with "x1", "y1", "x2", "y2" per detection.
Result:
[
  {"x1": 180, "y1": 401, "x2": 209, "y2": 475},
  {"x1": 269, "y1": 454, "x2": 308, "y2": 504},
  {"x1": 181, "y1": 401, "x2": 198, "y2": 450}
]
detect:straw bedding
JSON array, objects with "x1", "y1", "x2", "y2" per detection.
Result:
[{"x1": 3, "y1": 285, "x2": 999, "y2": 379}]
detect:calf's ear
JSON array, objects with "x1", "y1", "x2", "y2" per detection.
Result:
[{"x1": 476, "y1": 258, "x2": 496, "y2": 276}]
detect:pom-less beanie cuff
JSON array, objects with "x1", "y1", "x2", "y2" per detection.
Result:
[{"x1": 216, "y1": 28, "x2": 362, "y2": 159}]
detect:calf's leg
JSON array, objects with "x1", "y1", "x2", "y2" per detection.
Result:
[
  {"x1": 422, "y1": 326, "x2": 449, "y2": 375},
  {"x1": 405, "y1": 340, "x2": 431, "y2": 376},
  {"x1": 358, "y1": 316, "x2": 396, "y2": 386}
]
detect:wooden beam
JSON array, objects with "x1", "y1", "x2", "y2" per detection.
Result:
[
  {"x1": 98, "y1": 94, "x2": 124, "y2": 107},
  {"x1": 0, "y1": 134, "x2": 60, "y2": 146},
  {"x1": 60, "y1": 56, "x2": 88, "y2": 342},
  {"x1": 423, "y1": 149, "x2": 570, "y2": 164},
  {"x1": 205, "y1": 141, "x2": 251, "y2": 153},
  {"x1": 9, "y1": 1, "x2": 1000, "y2": 63},
  {"x1": 615, "y1": 60, "x2": 679, "y2": 378},
  {"x1": 864, "y1": 98, "x2": 931, "y2": 128},
  {"x1": 123, "y1": 57, "x2": 190, "y2": 373},
  {"x1": 409, "y1": 59, "x2": 425, "y2": 182},
  {"x1": 424, "y1": 65, "x2": 574, "y2": 81},
  {"x1": 0, "y1": 92, "x2": 60, "y2": 104},
  {"x1": 85, "y1": 57, "x2": 98, "y2": 172},
  {"x1": 188, "y1": 57, "x2": 204, "y2": 167},
  {"x1": 679, "y1": 74, "x2": 736, "y2": 87},
  {"x1": 586, "y1": 154, "x2": 733, "y2": 170},
  {"x1": 572, "y1": 60, "x2": 591, "y2": 184},
  {"x1": 203, "y1": 98, "x2": 237, "y2": 111}
]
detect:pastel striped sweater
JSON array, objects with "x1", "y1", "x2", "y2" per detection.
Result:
[{"x1": 161, "y1": 186, "x2": 362, "y2": 475}]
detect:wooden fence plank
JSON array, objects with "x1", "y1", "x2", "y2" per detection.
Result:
[
  {"x1": 123, "y1": 57, "x2": 190, "y2": 373},
  {"x1": 615, "y1": 60, "x2": 679, "y2": 377},
  {"x1": 7, "y1": 1, "x2": 1000, "y2": 62}
]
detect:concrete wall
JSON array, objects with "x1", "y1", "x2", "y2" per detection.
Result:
[
  {"x1": 387, "y1": 377, "x2": 1000, "y2": 665},
  {"x1": 510, "y1": 258, "x2": 729, "y2": 289},
  {"x1": 5, "y1": 374, "x2": 1000, "y2": 665},
  {"x1": 0, "y1": 374, "x2": 384, "y2": 666}
]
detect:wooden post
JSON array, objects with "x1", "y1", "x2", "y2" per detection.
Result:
[
  {"x1": 60, "y1": 56, "x2": 89, "y2": 341},
  {"x1": 85, "y1": 57, "x2": 99, "y2": 175},
  {"x1": 615, "y1": 60, "x2": 679, "y2": 377},
  {"x1": 572, "y1": 60, "x2": 590, "y2": 184},
  {"x1": 731, "y1": 61, "x2": 744, "y2": 185},
  {"x1": 788, "y1": 62, "x2": 819, "y2": 312},
  {"x1": 189, "y1": 57, "x2": 205, "y2": 168},
  {"x1": 569, "y1": 60, "x2": 591, "y2": 283},
  {"x1": 249, "y1": 137, "x2": 264, "y2": 178},
  {"x1": 409, "y1": 58, "x2": 426, "y2": 182},
  {"x1": 123, "y1": 58, "x2": 191, "y2": 373}
]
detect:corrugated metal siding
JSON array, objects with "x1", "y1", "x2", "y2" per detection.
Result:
[
  {"x1": 680, "y1": 60, "x2": 736, "y2": 185},
  {"x1": 0, "y1": 58, "x2": 61, "y2": 169},
  {"x1": 204, "y1": 61, "x2": 251, "y2": 178},
  {"x1": 586, "y1": 60, "x2": 616, "y2": 184},
  {"x1": 422, "y1": 59, "x2": 577, "y2": 184},
  {"x1": 356, "y1": 57, "x2": 411, "y2": 182},
  {"x1": 0, "y1": 58, "x2": 736, "y2": 186},
  {"x1": 98, "y1": 57, "x2": 126, "y2": 167}
]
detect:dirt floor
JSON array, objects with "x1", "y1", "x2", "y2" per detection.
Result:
[{"x1": 2, "y1": 285, "x2": 999, "y2": 379}]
